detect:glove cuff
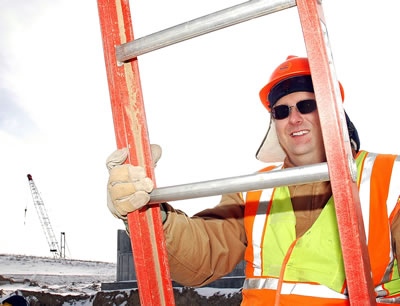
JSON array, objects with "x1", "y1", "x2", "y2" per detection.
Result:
[
  {"x1": 160, "y1": 203, "x2": 168, "y2": 223},
  {"x1": 123, "y1": 203, "x2": 169, "y2": 236}
]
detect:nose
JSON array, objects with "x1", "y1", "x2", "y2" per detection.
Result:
[{"x1": 288, "y1": 105, "x2": 303, "y2": 124}]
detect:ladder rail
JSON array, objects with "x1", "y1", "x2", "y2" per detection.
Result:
[
  {"x1": 297, "y1": 0, "x2": 376, "y2": 304},
  {"x1": 97, "y1": 0, "x2": 175, "y2": 305},
  {"x1": 116, "y1": 0, "x2": 296, "y2": 62}
]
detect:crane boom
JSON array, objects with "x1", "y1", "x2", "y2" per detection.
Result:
[{"x1": 27, "y1": 174, "x2": 60, "y2": 257}]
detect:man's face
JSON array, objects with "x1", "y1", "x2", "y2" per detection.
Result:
[{"x1": 273, "y1": 91, "x2": 325, "y2": 166}]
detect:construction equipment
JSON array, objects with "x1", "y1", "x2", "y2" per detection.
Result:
[
  {"x1": 60, "y1": 232, "x2": 66, "y2": 259},
  {"x1": 27, "y1": 174, "x2": 65, "y2": 258},
  {"x1": 97, "y1": 0, "x2": 375, "y2": 305}
]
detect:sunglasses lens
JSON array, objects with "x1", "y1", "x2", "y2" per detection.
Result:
[
  {"x1": 271, "y1": 99, "x2": 317, "y2": 120},
  {"x1": 272, "y1": 105, "x2": 289, "y2": 119},
  {"x1": 297, "y1": 99, "x2": 317, "y2": 114}
]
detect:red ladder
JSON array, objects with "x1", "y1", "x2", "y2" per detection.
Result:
[
  {"x1": 97, "y1": 1, "x2": 174, "y2": 304},
  {"x1": 97, "y1": 0, "x2": 376, "y2": 305},
  {"x1": 296, "y1": 1, "x2": 375, "y2": 304}
]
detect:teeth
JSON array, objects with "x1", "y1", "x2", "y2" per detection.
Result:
[{"x1": 292, "y1": 130, "x2": 309, "y2": 136}]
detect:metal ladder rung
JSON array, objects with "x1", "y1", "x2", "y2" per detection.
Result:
[
  {"x1": 149, "y1": 162, "x2": 329, "y2": 203},
  {"x1": 116, "y1": 0, "x2": 296, "y2": 62}
]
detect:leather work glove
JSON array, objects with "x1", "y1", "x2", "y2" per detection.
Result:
[{"x1": 106, "y1": 144, "x2": 162, "y2": 220}]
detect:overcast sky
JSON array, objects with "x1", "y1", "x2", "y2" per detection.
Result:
[{"x1": 1, "y1": 0, "x2": 400, "y2": 263}]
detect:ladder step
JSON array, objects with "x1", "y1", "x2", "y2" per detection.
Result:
[
  {"x1": 149, "y1": 162, "x2": 329, "y2": 203},
  {"x1": 116, "y1": 0, "x2": 296, "y2": 62}
]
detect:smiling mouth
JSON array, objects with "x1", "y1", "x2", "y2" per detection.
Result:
[{"x1": 291, "y1": 130, "x2": 309, "y2": 137}]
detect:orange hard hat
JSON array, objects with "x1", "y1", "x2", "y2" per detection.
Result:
[{"x1": 259, "y1": 56, "x2": 344, "y2": 111}]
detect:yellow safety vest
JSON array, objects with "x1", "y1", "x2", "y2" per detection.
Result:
[{"x1": 242, "y1": 151, "x2": 400, "y2": 305}]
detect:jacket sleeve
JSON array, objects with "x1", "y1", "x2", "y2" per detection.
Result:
[{"x1": 162, "y1": 193, "x2": 247, "y2": 287}]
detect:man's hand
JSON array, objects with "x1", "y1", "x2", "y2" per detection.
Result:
[{"x1": 106, "y1": 145, "x2": 162, "y2": 220}]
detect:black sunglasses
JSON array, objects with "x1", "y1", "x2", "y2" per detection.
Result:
[{"x1": 271, "y1": 99, "x2": 317, "y2": 120}]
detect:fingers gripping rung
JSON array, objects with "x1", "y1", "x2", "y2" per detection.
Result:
[{"x1": 116, "y1": 0, "x2": 296, "y2": 62}]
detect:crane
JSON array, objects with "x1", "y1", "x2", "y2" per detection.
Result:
[{"x1": 26, "y1": 174, "x2": 62, "y2": 258}]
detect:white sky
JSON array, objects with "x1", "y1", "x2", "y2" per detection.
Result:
[{"x1": 1, "y1": 0, "x2": 400, "y2": 263}]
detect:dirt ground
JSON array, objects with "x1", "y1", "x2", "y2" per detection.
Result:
[{"x1": 2, "y1": 287, "x2": 242, "y2": 305}]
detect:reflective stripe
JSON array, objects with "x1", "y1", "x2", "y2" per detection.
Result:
[
  {"x1": 250, "y1": 165, "x2": 282, "y2": 277},
  {"x1": 358, "y1": 152, "x2": 377, "y2": 243},
  {"x1": 252, "y1": 189, "x2": 274, "y2": 276},
  {"x1": 375, "y1": 284, "x2": 389, "y2": 298},
  {"x1": 381, "y1": 156, "x2": 400, "y2": 284},
  {"x1": 387, "y1": 156, "x2": 400, "y2": 218},
  {"x1": 243, "y1": 278, "x2": 348, "y2": 299},
  {"x1": 381, "y1": 231, "x2": 395, "y2": 284},
  {"x1": 377, "y1": 296, "x2": 400, "y2": 304}
]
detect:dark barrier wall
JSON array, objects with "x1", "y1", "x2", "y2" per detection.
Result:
[{"x1": 116, "y1": 230, "x2": 245, "y2": 288}]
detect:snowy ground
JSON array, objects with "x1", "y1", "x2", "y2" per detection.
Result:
[
  {"x1": 0, "y1": 254, "x2": 115, "y2": 296},
  {"x1": 0, "y1": 254, "x2": 241, "y2": 305}
]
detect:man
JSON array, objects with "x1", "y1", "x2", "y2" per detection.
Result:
[
  {"x1": 107, "y1": 56, "x2": 400, "y2": 305},
  {"x1": 0, "y1": 295, "x2": 28, "y2": 306}
]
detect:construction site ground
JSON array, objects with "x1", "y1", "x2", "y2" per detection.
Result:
[{"x1": 0, "y1": 254, "x2": 242, "y2": 305}]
